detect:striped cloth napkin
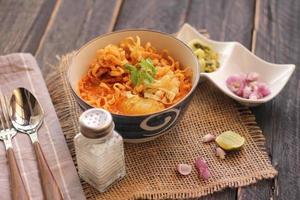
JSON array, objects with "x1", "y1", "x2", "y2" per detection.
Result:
[{"x1": 0, "y1": 53, "x2": 85, "y2": 200}]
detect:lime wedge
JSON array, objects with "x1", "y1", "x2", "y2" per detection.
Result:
[{"x1": 215, "y1": 131, "x2": 245, "y2": 151}]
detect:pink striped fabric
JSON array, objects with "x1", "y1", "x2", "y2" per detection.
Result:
[{"x1": 0, "y1": 53, "x2": 85, "y2": 200}]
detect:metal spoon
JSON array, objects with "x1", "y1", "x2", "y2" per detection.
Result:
[{"x1": 9, "y1": 87, "x2": 63, "y2": 200}]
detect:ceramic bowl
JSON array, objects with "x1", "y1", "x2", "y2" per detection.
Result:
[
  {"x1": 177, "y1": 23, "x2": 295, "y2": 106},
  {"x1": 68, "y1": 29, "x2": 200, "y2": 143}
]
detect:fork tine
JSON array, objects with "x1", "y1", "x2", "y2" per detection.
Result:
[
  {"x1": 0, "y1": 108, "x2": 4, "y2": 131},
  {"x1": 0, "y1": 90, "x2": 10, "y2": 129},
  {"x1": 0, "y1": 90, "x2": 6, "y2": 129}
]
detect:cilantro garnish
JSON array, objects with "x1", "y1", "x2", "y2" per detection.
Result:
[{"x1": 125, "y1": 58, "x2": 157, "y2": 86}]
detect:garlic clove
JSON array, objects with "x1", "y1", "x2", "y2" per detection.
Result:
[
  {"x1": 215, "y1": 147, "x2": 226, "y2": 159},
  {"x1": 202, "y1": 134, "x2": 216, "y2": 143},
  {"x1": 177, "y1": 164, "x2": 192, "y2": 176}
]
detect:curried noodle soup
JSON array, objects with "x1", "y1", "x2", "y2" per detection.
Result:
[{"x1": 78, "y1": 36, "x2": 192, "y2": 115}]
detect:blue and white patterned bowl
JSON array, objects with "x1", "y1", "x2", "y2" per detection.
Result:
[{"x1": 68, "y1": 30, "x2": 200, "y2": 143}]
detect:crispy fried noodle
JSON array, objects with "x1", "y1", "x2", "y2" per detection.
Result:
[{"x1": 79, "y1": 36, "x2": 192, "y2": 115}]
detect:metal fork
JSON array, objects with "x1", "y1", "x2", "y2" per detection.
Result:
[{"x1": 0, "y1": 90, "x2": 29, "y2": 200}]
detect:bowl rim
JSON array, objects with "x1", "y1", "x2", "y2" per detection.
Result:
[{"x1": 67, "y1": 28, "x2": 200, "y2": 117}]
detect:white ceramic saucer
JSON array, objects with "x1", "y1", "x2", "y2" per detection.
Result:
[{"x1": 176, "y1": 23, "x2": 295, "y2": 106}]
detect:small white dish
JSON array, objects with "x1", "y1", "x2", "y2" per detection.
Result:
[{"x1": 176, "y1": 23, "x2": 295, "y2": 106}]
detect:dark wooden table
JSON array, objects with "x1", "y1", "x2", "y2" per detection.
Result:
[{"x1": 1, "y1": 0, "x2": 299, "y2": 199}]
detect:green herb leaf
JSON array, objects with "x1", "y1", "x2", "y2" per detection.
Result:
[
  {"x1": 125, "y1": 64, "x2": 139, "y2": 85},
  {"x1": 125, "y1": 58, "x2": 157, "y2": 86},
  {"x1": 143, "y1": 70, "x2": 154, "y2": 84},
  {"x1": 140, "y1": 58, "x2": 157, "y2": 76}
]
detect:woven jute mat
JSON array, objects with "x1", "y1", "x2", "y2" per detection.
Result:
[{"x1": 47, "y1": 52, "x2": 277, "y2": 199}]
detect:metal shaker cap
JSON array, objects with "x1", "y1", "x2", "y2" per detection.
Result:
[{"x1": 79, "y1": 108, "x2": 114, "y2": 139}]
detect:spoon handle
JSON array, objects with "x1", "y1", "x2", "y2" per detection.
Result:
[
  {"x1": 7, "y1": 148, "x2": 30, "y2": 200},
  {"x1": 33, "y1": 142, "x2": 64, "y2": 200}
]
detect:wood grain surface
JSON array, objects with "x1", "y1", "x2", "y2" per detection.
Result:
[
  {"x1": 35, "y1": 0, "x2": 122, "y2": 75},
  {"x1": 114, "y1": 0, "x2": 189, "y2": 33},
  {"x1": 0, "y1": 0, "x2": 299, "y2": 199},
  {"x1": 251, "y1": 0, "x2": 300, "y2": 199},
  {"x1": 7, "y1": 148, "x2": 29, "y2": 200},
  {"x1": 0, "y1": 0, "x2": 56, "y2": 54},
  {"x1": 186, "y1": 0, "x2": 255, "y2": 48},
  {"x1": 33, "y1": 142, "x2": 63, "y2": 200}
]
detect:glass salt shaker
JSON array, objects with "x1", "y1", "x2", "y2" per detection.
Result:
[{"x1": 74, "y1": 108, "x2": 126, "y2": 192}]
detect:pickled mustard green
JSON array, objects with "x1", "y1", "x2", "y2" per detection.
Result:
[
  {"x1": 188, "y1": 39, "x2": 220, "y2": 73},
  {"x1": 215, "y1": 131, "x2": 245, "y2": 151}
]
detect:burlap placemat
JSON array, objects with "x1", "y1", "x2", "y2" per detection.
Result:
[{"x1": 46, "y1": 51, "x2": 277, "y2": 199}]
